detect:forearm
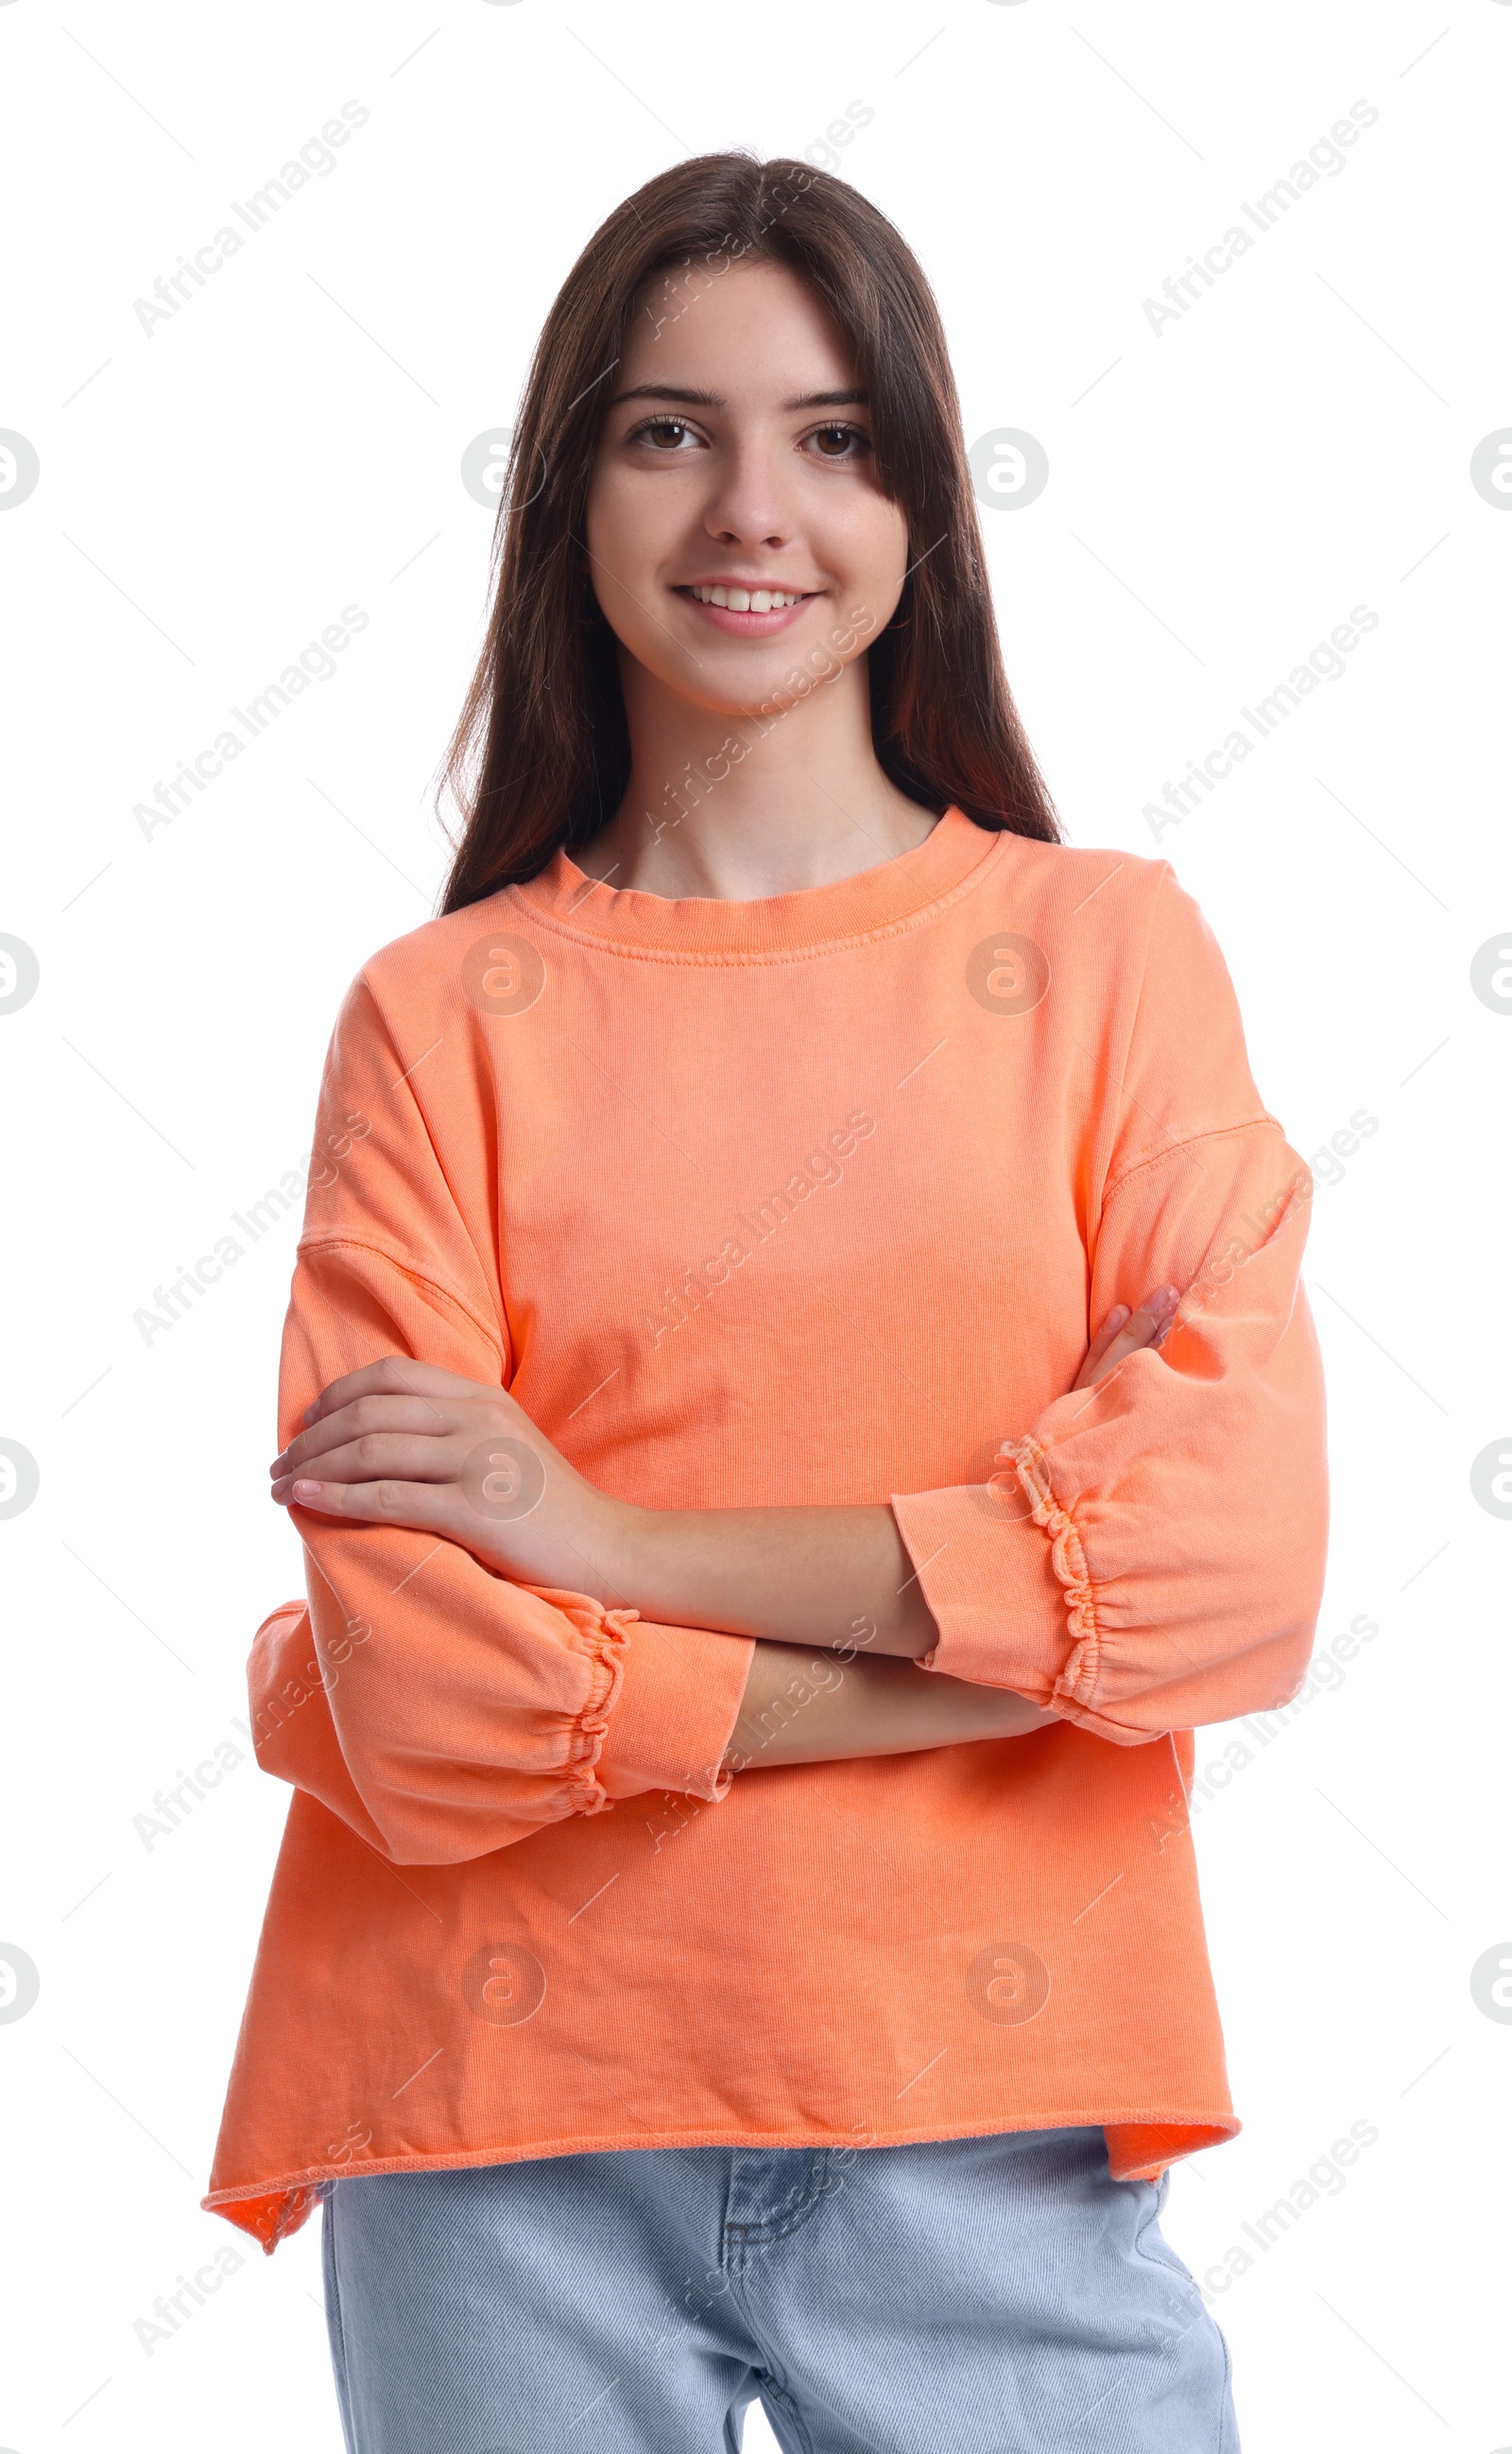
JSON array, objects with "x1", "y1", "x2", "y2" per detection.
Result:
[
  {"x1": 612, "y1": 1501, "x2": 937, "y2": 1659},
  {"x1": 723, "y1": 1638, "x2": 1057, "y2": 1774}
]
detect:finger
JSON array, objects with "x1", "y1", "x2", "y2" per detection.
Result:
[
  {"x1": 280, "y1": 1474, "x2": 457, "y2": 1532},
  {"x1": 1119, "y1": 1283, "x2": 1180, "y2": 1344},
  {"x1": 1096, "y1": 1299, "x2": 1174, "y2": 1368},
  {"x1": 1075, "y1": 1286, "x2": 1180, "y2": 1388},
  {"x1": 271, "y1": 1431, "x2": 466, "y2": 1498},
  {"x1": 1071, "y1": 1307, "x2": 1131, "y2": 1389},
  {"x1": 301, "y1": 1356, "x2": 491, "y2": 1429},
  {"x1": 1079, "y1": 1305, "x2": 1131, "y2": 1376},
  {"x1": 273, "y1": 1392, "x2": 458, "y2": 1477}
]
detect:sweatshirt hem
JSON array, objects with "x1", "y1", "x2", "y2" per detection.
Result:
[{"x1": 203, "y1": 2107, "x2": 1241, "y2": 2251}]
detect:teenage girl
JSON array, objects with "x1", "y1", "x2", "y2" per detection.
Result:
[{"x1": 206, "y1": 151, "x2": 1328, "y2": 2453}]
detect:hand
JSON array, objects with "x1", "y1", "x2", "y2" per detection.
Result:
[
  {"x1": 1071, "y1": 1283, "x2": 1179, "y2": 1392},
  {"x1": 268, "y1": 1357, "x2": 634, "y2": 1602}
]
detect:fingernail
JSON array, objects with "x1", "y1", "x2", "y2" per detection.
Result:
[
  {"x1": 293, "y1": 1479, "x2": 322, "y2": 1499},
  {"x1": 1151, "y1": 1286, "x2": 1179, "y2": 1310}
]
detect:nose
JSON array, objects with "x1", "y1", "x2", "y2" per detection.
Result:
[{"x1": 701, "y1": 437, "x2": 794, "y2": 556}]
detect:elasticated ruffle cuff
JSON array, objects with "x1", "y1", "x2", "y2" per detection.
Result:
[
  {"x1": 572, "y1": 1603, "x2": 755, "y2": 1807},
  {"x1": 525, "y1": 1589, "x2": 638, "y2": 1817},
  {"x1": 997, "y1": 1434, "x2": 1103, "y2": 1712},
  {"x1": 890, "y1": 1439, "x2": 1102, "y2": 1713}
]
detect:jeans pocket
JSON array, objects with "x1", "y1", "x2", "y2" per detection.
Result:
[{"x1": 1133, "y1": 2173, "x2": 1198, "y2": 2283}]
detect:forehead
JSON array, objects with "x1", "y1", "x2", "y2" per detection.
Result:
[{"x1": 616, "y1": 256, "x2": 858, "y2": 397}]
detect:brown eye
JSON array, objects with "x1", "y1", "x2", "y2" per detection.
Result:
[
  {"x1": 631, "y1": 417, "x2": 696, "y2": 451},
  {"x1": 806, "y1": 423, "x2": 870, "y2": 460}
]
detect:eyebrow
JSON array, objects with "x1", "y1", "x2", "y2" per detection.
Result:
[{"x1": 605, "y1": 384, "x2": 868, "y2": 413}]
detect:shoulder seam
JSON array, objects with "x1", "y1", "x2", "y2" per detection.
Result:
[
  {"x1": 295, "y1": 1234, "x2": 505, "y2": 1357},
  {"x1": 1101, "y1": 1114, "x2": 1286, "y2": 1207}
]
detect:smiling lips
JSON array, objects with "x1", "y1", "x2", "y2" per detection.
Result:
[{"x1": 676, "y1": 579, "x2": 816, "y2": 635}]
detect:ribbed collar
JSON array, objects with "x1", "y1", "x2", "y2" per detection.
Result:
[{"x1": 506, "y1": 804, "x2": 1005, "y2": 962}]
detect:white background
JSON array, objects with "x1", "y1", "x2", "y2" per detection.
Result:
[{"x1": 2, "y1": 0, "x2": 1507, "y2": 2445}]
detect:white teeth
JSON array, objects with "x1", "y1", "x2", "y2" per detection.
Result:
[{"x1": 691, "y1": 584, "x2": 801, "y2": 610}]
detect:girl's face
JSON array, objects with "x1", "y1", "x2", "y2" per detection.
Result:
[{"x1": 584, "y1": 257, "x2": 911, "y2": 717}]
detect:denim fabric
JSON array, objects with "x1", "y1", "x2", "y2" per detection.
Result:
[{"x1": 320, "y1": 2126, "x2": 1237, "y2": 2453}]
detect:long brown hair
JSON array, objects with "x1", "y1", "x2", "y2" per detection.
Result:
[{"x1": 438, "y1": 151, "x2": 1061, "y2": 912}]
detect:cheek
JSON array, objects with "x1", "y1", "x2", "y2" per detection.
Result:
[
  {"x1": 816, "y1": 493, "x2": 910, "y2": 633},
  {"x1": 583, "y1": 467, "x2": 634, "y2": 600},
  {"x1": 583, "y1": 470, "x2": 677, "y2": 658}
]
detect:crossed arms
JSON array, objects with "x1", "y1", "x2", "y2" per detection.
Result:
[{"x1": 267, "y1": 1290, "x2": 1181, "y2": 1779}]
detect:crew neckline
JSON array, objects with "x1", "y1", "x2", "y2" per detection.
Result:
[{"x1": 506, "y1": 804, "x2": 1006, "y2": 962}]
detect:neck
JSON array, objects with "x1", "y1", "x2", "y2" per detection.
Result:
[{"x1": 581, "y1": 648, "x2": 937, "y2": 900}]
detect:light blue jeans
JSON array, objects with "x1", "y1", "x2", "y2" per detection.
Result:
[{"x1": 320, "y1": 2126, "x2": 1237, "y2": 2452}]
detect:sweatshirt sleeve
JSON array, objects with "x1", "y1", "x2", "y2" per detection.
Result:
[
  {"x1": 889, "y1": 865, "x2": 1329, "y2": 1745},
  {"x1": 251, "y1": 968, "x2": 753, "y2": 1866}
]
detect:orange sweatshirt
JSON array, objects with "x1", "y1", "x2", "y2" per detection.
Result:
[{"x1": 203, "y1": 805, "x2": 1328, "y2": 2253}]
